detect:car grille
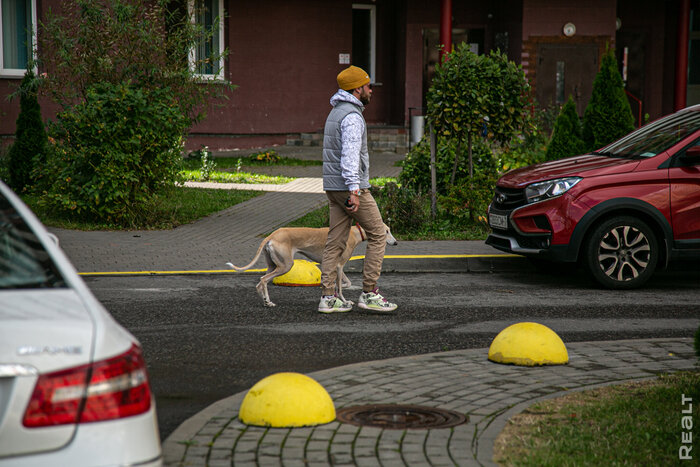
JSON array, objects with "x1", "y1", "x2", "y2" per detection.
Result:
[{"x1": 492, "y1": 186, "x2": 526, "y2": 211}]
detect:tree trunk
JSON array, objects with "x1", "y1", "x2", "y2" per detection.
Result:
[
  {"x1": 467, "y1": 131, "x2": 473, "y2": 178},
  {"x1": 450, "y1": 139, "x2": 461, "y2": 186},
  {"x1": 429, "y1": 125, "x2": 437, "y2": 220}
]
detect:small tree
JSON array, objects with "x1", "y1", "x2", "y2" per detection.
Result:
[
  {"x1": 426, "y1": 45, "x2": 531, "y2": 182},
  {"x1": 38, "y1": 0, "x2": 230, "y2": 123},
  {"x1": 582, "y1": 48, "x2": 635, "y2": 151},
  {"x1": 7, "y1": 69, "x2": 47, "y2": 192},
  {"x1": 545, "y1": 95, "x2": 586, "y2": 161},
  {"x1": 35, "y1": 0, "x2": 233, "y2": 225}
]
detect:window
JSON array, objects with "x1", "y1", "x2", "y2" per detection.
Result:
[
  {"x1": 689, "y1": 1, "x2": 700, "y2": 105},
  {"x1": 600, "y1": 109, "x2": 700, "y2": 158},
  {"x1": 0, "y1": 0, "x2": 36, "y2": 77},
  {"x1": 690, "y1": 3, "x2": 700, "y2": 86},
  {"x1": 0, "y1": 193, "x2": 65, "y2": 289},
  {"x1": 555, "y1": 61, "x2": 565, "y2": 105},
  {"x1": 189, "y1": 0, "x2": 224, "y2": 80},
  {"x1": 352, "y1": 4, "x2": 375, "y2": 82}
]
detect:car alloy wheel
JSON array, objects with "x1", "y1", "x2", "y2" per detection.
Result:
[{"x1": 585, "y1": 216, "x2": 658, "y2": 289}]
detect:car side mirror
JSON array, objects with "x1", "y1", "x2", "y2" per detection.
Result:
[{"x1": 685, "y1": 146, "x2": 700, "y2": 159}]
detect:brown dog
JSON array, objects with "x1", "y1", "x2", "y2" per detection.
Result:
[{"x1": 226, "y1": 223, "x2": 396, "y2": 307}]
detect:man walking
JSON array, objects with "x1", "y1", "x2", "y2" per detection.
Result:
[{"x1": 318, "y1": 65, "x2": 397, "y2": 314}]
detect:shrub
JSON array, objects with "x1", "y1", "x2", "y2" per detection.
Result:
[
  {"x1": 186, "y1": 146, "x2": 216, "y2": 181},
  {"x1": 199, "y1": 147, "x2": 216, "y2": 181},
  {"x1": 0, "y1": 144, "x2": 9, "y2": 181},
  {"x1": 496, "y1": 103, "x2": 555, "y2": 173},
  {"x1": 7, "y1": 69, "x2": 47, "y2": 192},
  {"x1": 250, "y1": 149, "x2": 281, "y2": 163},
  {"x1": 372, "y1": 182, "x2": 429, "y2": 234},
  {"x1": 399, "y1": 137, "x2": 496, "y2": 194},
  {"x1": 582, "y1": 48, "x2": 635, "y2": 151},
  {"x1": 36, "y1": 82, "x2": 188, "y2": 225},
  {"x1": 439, "y1": 171, "x2": 499, "y2": 225},
  {"x1": 545, "y1": 96, "x2": 587, "y2": 161}
]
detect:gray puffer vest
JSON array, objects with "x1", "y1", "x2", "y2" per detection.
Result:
[{"x1": 322, "y1": 102, "x2": 370, "y2": 191}]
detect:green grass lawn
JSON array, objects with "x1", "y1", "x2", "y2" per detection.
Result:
[
  {"x1": 180, "y1": 153, "x2": 319, "y2": 184},
  {"x1": 180, "y1": 169, "x2": 293, "y2": 184},
  {"x1": 24, "y1": 187, "x2": 263, "y2": 230},
  {"x1": 494, "y1": 371, "x2": 700, "y2": 466},
  {"x1": 180, "y1": 155, "x2": 321, "y2": 170}
]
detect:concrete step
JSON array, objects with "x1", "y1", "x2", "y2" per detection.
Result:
[{"x1": 287, "y1": 127, "x2": 408, "y2": 153}]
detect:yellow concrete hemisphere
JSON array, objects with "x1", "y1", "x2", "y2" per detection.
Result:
[
  {"x1": 239, "y1": 372, "x2": 336, "y2": 427},
  {"x1": 272, "y1": 259, "x2": 321, "y2": 286},
  {"x1": 488, "y1": 322, "x2": 569, "y2": 366}
]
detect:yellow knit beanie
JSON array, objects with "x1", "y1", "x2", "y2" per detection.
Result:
[{"x1": 337, "y1": 66, "x2": 370, "y2": 91}]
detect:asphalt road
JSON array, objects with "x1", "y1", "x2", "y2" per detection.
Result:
[{"x1": 85, "y1": 267, "x2": 700, "y2": 441}]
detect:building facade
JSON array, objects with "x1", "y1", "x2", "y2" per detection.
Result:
[{"x1": 1, "y1": 0, "x2": 698, "y2": 151}]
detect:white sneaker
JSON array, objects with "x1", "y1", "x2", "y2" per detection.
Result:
[
  {"x1": 358, "y1": 289, "x2": 397, "y2": 312},
  {"x1": 318, "y1": 295, "x2": 352, "y2": 313}
]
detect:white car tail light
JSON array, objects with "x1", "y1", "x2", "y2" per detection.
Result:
[{"x1": 23, "y1": 344, "x2": 152, "y2": 427}]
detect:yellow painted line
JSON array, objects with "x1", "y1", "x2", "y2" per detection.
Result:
[
  {"x1": 79, "y1": 270, "x2": 239, "y2": 276},
  {"x1": 364, "y1": 254, "x2": 521, "y2": 260},
  {"x1": 77, "y1": 253, "x2": 522, "y2": 276}
]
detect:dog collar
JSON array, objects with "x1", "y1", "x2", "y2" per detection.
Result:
[{"x1": 355, "y1": 224, "x2": 365, "y2": 241}]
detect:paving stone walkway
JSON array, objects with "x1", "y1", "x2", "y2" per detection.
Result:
[{"x1": 163, "y1": 338, "x2": 698, "y2": 467}]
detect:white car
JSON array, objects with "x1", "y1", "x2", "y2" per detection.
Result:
[{"x1": 0, "y1": 180, "x2": 161, "y2": 467}]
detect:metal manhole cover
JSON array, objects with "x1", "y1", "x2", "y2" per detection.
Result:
[{"x1": 335, "y1": 404, "x2": 468, "y2": 429}]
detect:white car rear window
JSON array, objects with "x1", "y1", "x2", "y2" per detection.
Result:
[{"x1": 0, "y1": 195, "x2": 66, "y2": 289}]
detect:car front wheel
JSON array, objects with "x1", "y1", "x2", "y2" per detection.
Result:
[{"x1": 584, "y1": 216, "x2": 658, "y2": 289}]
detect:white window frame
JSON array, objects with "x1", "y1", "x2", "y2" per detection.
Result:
[
  {"x1": 188, "y1": 0, "x2": 225, "y2": 81},
  {"x1": 352, "y1": 3, "x2": 376, "y2": 83},
  {"x1": 0, "y1": 0, "x2": 37, "y2": 78}
]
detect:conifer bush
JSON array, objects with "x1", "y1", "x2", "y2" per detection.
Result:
[
  {"x1": 7, "y1": 69, "x2": 47, "y2": 192},
  {"x1": 582, "y1": 48, "x2": 635, "y2": 151},
  {"x1": 545, "y1": 96, "x2": 587, "y2": 161}
]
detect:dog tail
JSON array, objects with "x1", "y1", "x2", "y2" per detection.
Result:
[{"x1": 226, "y1": 237, "x2": 270, "y2": 271}]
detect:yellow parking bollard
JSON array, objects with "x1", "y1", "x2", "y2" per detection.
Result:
[
  {"x1": 488, "y1": 322, "x2": 568, "y2": 366},
  {"x1": 239, "y1": 372, "x2": 335, "y2": 427}
]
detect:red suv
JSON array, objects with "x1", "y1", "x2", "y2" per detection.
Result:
[{"x1": 487, "y1": 104, "x2": 700, "y2": 289}]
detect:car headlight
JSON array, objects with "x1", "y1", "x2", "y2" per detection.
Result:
[{"x1": 525, "y1": 177, "x2": 582, "y2": 204}]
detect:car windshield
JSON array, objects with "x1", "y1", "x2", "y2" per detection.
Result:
[
  {"x1": 0, "y1": 195, "x2": 66, "y2": 289},
  {"x1": 595, "y1": 110, "x2": 700, "y2": 159}
]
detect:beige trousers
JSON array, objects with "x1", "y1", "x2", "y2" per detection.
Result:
[{"x1": 321, "y1": 189, "x2": 386, "y2": 295}]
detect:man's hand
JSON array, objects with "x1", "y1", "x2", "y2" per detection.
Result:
[{"x1": 345, "y1": 193, "x2": 359, "y2": 212}]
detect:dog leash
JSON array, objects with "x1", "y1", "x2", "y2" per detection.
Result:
[{"x1": 354, "y1": 223, "x2": 365, "y2": 241}]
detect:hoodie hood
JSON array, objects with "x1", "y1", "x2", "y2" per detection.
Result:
[{"x1": 330, "y1": 89, "x2": 364, "y2": 109}]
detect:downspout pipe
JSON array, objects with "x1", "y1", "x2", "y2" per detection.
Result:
[
  {"x1": 439, "y1": 0, "x2": 452, "y2": 62},
  {"x1": 675, "y1": 0, "x2": 690, "y2": 111}
]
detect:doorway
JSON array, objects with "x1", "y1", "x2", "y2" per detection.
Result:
[{"x1": 535, "y1": 44, "x2": 599, "y2": 115}]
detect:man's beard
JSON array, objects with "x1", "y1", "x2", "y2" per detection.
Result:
[{"x1": 360, "y1": 95, "x2": 371, "y2": 105}]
